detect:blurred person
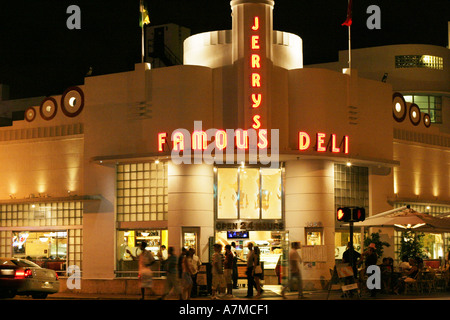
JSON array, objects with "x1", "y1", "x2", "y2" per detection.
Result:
[
  {"x1": 189, "y1": 248, "x2": 202, "y2": 298},
  {"x1": 363, "y1": 243, "x2": 378, "y2": 297},
  {"x1": 281, "y1": 241, "x2": 303, "y2": 299},
  {"x1": 394, "y1": 257, "x2": 419, "y2": 294},
  {"x1": 342, "y1": 242, "x2": 361, "y2": 279},
  {"x1": 253, "y1": 246, "x2": 263, "y2": 298},
  {"x1": 399, "y1": 255, "x2": 411, "y2": 271},
  {"x1": 128, "y1": 241, "x2": 156, "y2": 299},
  {"x1": 231, "y1": 242, "x2": 239, "y2": 289},
  {"x1": 245, "y1": 242, "x2": 255, "y2": 298},
  {"x1": 157, "y1": 245, "x2": 168, "y2": 273},
  {"x1": 178, "y1": 247, "x2": 187, "y2": 279},
  {"x1": 181, "y1": 249, "x2": 195, "y2": 300},
  {"x1": 224, "y1": 244, "x2": 234, "y2": 296},
  {"x1": 159, "y1": 247, "x2": 181, "y2": 300},
  {"x1": 211, "y1": 243, "x2": 225, "y2": 299}
]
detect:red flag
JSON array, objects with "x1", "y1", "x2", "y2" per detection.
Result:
[{"x1": 342, "y1": 0, "x2": 353, "y2": 26}]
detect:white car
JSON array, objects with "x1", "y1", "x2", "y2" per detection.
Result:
[{"x1": 0, "y1": 257, "x2": 60, "y2": 299}]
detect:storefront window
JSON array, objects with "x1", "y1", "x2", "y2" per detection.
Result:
[
  {"x1": 0, "y1": 201, "x2": 83, "y2": 274},
  {"x1": 261, "y1": 168, "x2": 282, "y2": 219},
  {"x1": 11, "y1": 231, "x2": 67, "y2": 273},
  {"x1": 239, "y1": 168, "x2": 260, "y2": 219},
  {"x1": 217, "y1": 168, "x2": 238, "y2": 219},
  {"x1": 216, "y1": 167, "x2": 282, "y2": 220},
  {"x1": 116, "y1": 229, "x2": 168, "y2": 277}
]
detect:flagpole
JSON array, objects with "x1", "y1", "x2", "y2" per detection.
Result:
[
  {"x1": 140, "y1": 0, "x2": 144, "y2": 63},
  {"x1": 348, "y1": 23, "x2": 351, "y2": 75}
]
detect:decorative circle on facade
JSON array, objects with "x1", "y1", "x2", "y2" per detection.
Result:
[
  {"x1": 25, "y1": 107, "x2": 36, "y2": 122},
  {"x1": 61, "y1": 86, "x2": 84, "y2": 117},
  {"x1": 39, "y1": 97, "x2": 58, "y2": 120},
  {"x1": 423, "y1": 113, "x2": 431, "y2": 128},
  {"x1": 409, "y1": 103, "x2": 421, "y2": 126},
  {"x1": 392, "y1": 92, "x2": 407, "y2": 122}
]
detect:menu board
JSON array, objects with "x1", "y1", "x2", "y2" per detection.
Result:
[{"x1": 302, "y1": 245, "x2": 327, "y2": 262}]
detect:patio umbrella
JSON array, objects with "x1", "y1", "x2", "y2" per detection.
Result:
[{"x1": 348, "y1": 208, "x2": 450, "y2": 232}]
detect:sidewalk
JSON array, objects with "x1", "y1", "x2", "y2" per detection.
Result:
[{"x1": 46, "y1": 285, "x2": 450, "y2": 300}]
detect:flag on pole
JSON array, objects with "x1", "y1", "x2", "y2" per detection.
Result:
[
  {"x1": 342, "y1": 0, "x2": 353, "y2": 26},
  {"x1": 140, "y1": 0, "x2": 150, "y2": 27}
]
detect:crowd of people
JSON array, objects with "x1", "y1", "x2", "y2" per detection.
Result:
[
  {"x1": 127, "y1": 240, "x2": 305, "y2": 300},
  {"x1": 341, "y1": 242, "x2": 450, "y2": 297}
]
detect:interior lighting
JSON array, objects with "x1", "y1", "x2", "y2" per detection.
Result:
[
  {"x1": 346, "y1": 161, "x2": 352, "y2": 167},
  {"x1": 394, "y1": 223, "x2": 426, "y2": 229}
]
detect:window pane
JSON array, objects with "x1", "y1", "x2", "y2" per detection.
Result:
[
  {"x1": 261, "y1": 168, "x2": 282, "y2": 219},
  {"x1": 217, "y1": 168, "x2": 238, "y2": 219},
  {"x1": 239, "y1": 168, "x2": 260, "y2": 219}
]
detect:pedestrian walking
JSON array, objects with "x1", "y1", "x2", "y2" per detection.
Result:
[
  {"x1": 281, "y1": 241, "x2": 304, "y2": 299},
  {"x1": 127, "y1": 241, "x2": 156, "y2": 299},
  {"x1": 363, "y1": 243, "x2": 378, "y2": 297},
  {"x1": 224, "y1": 244, "x2": 234, "y2": 297},
  {"x1": 211, "y1": 243, "x2": 226, "y2": 299},
  {"x1": 189, "y1": 248, "x2": 202, "y2": 297},
  {"x1": 245, "y1": 242, "x2": 255, "y2": 298},
  {"x1": 253, "y1": 246, "x2": 263, "y2": 298},
  {"x1": 181, "y1": 249, "x2": 195, "y2": 300},
  {"x1": 159, "y1": 246, "x2": 181, "y2": 300},
  {"x1": 231, "y1": 242, "x2": 239, "y2": 289}
]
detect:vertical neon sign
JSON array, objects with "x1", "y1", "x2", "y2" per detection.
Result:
[{"x1": 250, "y1": 16, "x2": 262, "y2": 130}]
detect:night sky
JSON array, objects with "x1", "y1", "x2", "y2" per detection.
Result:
[{"x1": 0, "y1": 0, "x2": 448, "y2": 99}]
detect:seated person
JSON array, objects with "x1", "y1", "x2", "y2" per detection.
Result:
[
  {"x1": 380, "y1": 257, "x2": 393, "y2": 293},
  {"x1": 394, "y1": 258, "x2": 419, "y2": 294},
  {"x1": 398, "y1": 255, "x2": 411, "y2": 272}
]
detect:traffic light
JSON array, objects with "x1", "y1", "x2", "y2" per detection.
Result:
[
  {"x1": 353, "y1": 207, "x2": 366, "y2": 222},
  {"x1": 337, "y1": 207, "x2": 366, "y2": 222},
  {"x1": 337, "y1": 207, "x2": 352, "y2": 222}
]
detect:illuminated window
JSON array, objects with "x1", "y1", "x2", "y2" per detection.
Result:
[
  {"x1": 306, "y1": 228, "x2": 323, "y2": 246},
  {"x1": 395, "y1": 55, "x2": 443, "y2": 70},
  {"x1": 403, "y1": 94, "x2": 442, "y2": 124},
  {"x1": 0, "y1": 202, "x2": 83, "y2": 274},
  {"x1": 116, "y1": 229, "x2": 168, "y2": 277},
  {"x1": 216, "y1": 167, "x2": 282, "y2": 220},
  {"x1": 116, "y1": 162, "x2": 168, "y2": 222}
]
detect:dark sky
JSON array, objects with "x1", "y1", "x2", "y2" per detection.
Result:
[{"x1": 0, "y1": 0, "x2": 448, "y2": 99}]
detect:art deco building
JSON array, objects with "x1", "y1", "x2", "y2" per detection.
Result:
[{"x1": 0, "y1": 0, "x2": 448, "y2": 293}]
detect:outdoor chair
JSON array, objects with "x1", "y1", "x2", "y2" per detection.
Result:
[
  {"x1": 419, "y1": 271, "x2": 436, "y2": 294},
  {"x1": 434, "y1": 271, "x2": 448, "y2": 292},
  {"x1": 403, "y1": 271, "x2": 420, "y2": 295}
]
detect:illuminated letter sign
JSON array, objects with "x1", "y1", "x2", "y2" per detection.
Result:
[
  {"x1": 316, "y1": 133, "x2": 327, "y2": 152},
  {"x1": 158, "y1": 132, "x2": 167, "y2": 152},
  {"x1": 215, "y1": 130, "x2": 228, "y2": 150},
  {"x1": 172, "y1": 131, "x2": 185, "y2": 151},
  {"x1": 251, "y1": 94, "x2": 262, "y2": 108},
  {"x1": 249, "y1": 16, "x2": 264, "y2": 132},
  {"x1": 331, "y1": 134, "x2": 341, "y2": 153},
  {"x1": 192, "y1": 131, "x2": 208, "y2": 150},
  {"x1": 297, "y1": 132, "x2": 350, "y2": 154},
  {"x1": 236, "y1": 130, "x2": 249, "y2": 150},
  {"x1": 298, "y1": 132, "x2": 311, "y2": 151}
]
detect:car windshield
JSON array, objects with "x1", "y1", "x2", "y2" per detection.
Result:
[{"x1": 8, "y1": 259, "x2": 40, "y2": 268}]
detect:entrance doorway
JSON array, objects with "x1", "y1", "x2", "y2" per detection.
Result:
[{"x1": 215, "y1": 230, "x2": 289, "y2": 286}]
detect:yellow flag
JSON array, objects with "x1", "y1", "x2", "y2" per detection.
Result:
[{"x1": 140, "y1": 1, "x2": 150, "y2": 27}]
